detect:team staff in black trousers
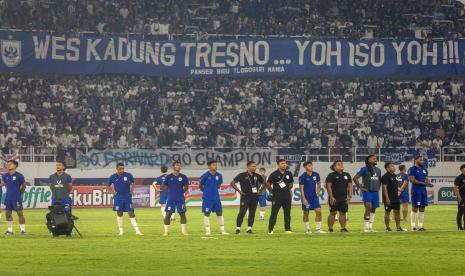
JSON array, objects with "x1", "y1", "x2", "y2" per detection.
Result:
[
  {"x1": 230, "y1": 161, "x2": 266, "y2": 234},
  {"x1": 266, "y1": 159, "x2": 294, "y2": 234}
]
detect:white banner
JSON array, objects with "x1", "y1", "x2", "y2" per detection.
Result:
[{"x1": 77, "y1": 148, "x2": 276, "y2": 170}]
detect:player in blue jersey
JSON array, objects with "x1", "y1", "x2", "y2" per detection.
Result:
[
  {"x1": 353, "y1": 155, "x2": 382, "y2": 232},
  {"x1": 200, "y1": 160, "x2": 229, "y2": 235},
  {"x1": 397, "y1": 165, "x2": 410, "y2": 221},
  {"x1": 408, "y1": 156, "x2": 430, "y2": 231},
  {"x1": 299, "y1": 161, "x2": 325, "y2": 234},
  {"x1": 49, "y1": 161, "x2": 74, "y2": 215},
  {"x1": 257, "y1": 167, "x2": 268, "y2": 220},
  {"x1": 162, "y1": 161, "x2": 189, "y2": 236},
  {"x1": 152, "y1": 166, "x2": 174, "y2": 221},
  {"x1": 1, "y1": 160, "x2": 26, "y2": 234},
  {"x1": 108, "y1": 163, "x2": 143, "y2": 236}
]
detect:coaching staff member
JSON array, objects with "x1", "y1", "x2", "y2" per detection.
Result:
[
  {"x1": 382, "y1": 162, "x2": 407, "y2": 232},
  {"x1": 267, "y1": 159, "x2": 294, "y2": 234},
  {"x1": 326, "y1": 160, "x2": 352, "y2": 232},
  {"x1": 230, "y1": 161, "x2": 265, "y2": 234}
]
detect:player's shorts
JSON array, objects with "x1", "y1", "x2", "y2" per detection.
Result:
[
  {"x1": 329, "y1": 200, "x2": 348, "y2": 213},
  {"x1": 400, "y1": 190, "x2": 409, "y2": 203},
  {"x1": 302, "y1": 195, "x2": 321, "y2": 211},
  {"x1": 4, "y1": 198, "x2": 23, "y2": 211},
  {"x1": 362, "y1": 191, "x2": 380, "y2": 209},
  {"x1": 411, "y1": 188, "x2": 428, "y2": 208},
  {"x1": 258, "y1": 193, "x2": 267, "y2": 207},
  {"x1": 159, "y1": 191, "x2": 167, "y2": 205},
  {"x1": 384, "y1": 202, "x2": 400, "y2": 212},
  {"x1": 165, "y1": 199, "x2": 186, "y2": 213},
  {"x1": 113, "y1": 194, "x2": 134, "y2": 212},
  {"x1": 52, "y1": 197, "x2": 73, "y2": 213},
  {"x1": 202, "y1": 198, "x2": 222, "y2": 214}
]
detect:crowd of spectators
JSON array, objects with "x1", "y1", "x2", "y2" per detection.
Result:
[
  {"x1": 0, "y1": 0, "x2": 464, "y2": 38},
  {"x1": 0, "y1": 73, "x2": 464, "y2": 151}
]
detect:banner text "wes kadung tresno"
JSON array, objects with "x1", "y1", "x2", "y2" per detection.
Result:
[{"x1": 0, "y1": 31, "x2": 463, "y2": 78}]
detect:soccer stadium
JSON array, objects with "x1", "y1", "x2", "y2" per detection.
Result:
[{"x1": 1, "y1": 1, "x2": 465, "y2": 275}]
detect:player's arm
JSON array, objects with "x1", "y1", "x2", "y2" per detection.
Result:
[
  {"x1": 230, "y1": 179, "x2": 245, "y2": 196},
  {"x1": 109, "y1": 184, "x2": 115, "y2": 195},
  {"x1": 425, "y1": 176, "x2": 431, "y2": 186},
  {"x1": 257, "y1": 174, "x2": 267, "y2": 194},
  {"x1": 408, "y1": 175, "x2": 426, "y2": 186},
  {"x1": 454, "y1": 177, "x2": 463, "y2": 205},
  {"x1": 161, "y1": 183, "x2": 168, "y2": 195},
  {"x1": 68, "y1": 175, "x2": 73, "y2": 192},
  {"x1": 130, "y1": 182, "x2": 135, "y2": 195},
  {"x1": 152, "y1": 179, "x2": 158, "y2": 191},
  {"x1": 264, "y1": 179, "x2": 272, "y2": 193},
  {"x1": 352, "y1": 172, "x2": 365, "y2": 191},
  {"x1": 18, "y1": 174, "x2": 26, "y2": 193},
  {"x1": 347, "y1": 181, "x2": 353, "y2": 203},
  {"x1": 108, "y1": 177, "x2": 115, "y2": 195},
  {"x1": 258, "y1": 179, "x2": 266, "y2": 194},
  {"x1": 399, "y1": 179, "x2": 408, "y2": 194},
  {"x1": 287, "y1": 174, "x2": 294, "y2": 190},
  {"x1": 48, "y1": 176, "x2": 53, "y2": 192},
  {"x1": 316, "y1": 181, "x2": 321, "y2": 197},
  {"x1": 199, "y1": 175, "x2": 205, "y2": 192},
  {"x1": 382, "y1": 181, "x2": 390, "y2": 205},
  {"x1": 128, "y1": 174, "x2": 135, "y2": 195},
  {"x1": 20, "y1": 181, "x2": 27, "y2": 193},
  {"x1": 182, "y1": 177, "x2": 189, "y2": 193},
  {"x1": 264, "y1": 174, "x2": 273, "y2": 193},
  {"x1": 326, "y1": 182, "x2": 336, "y2": 205},
  {"x1": 287, "y1": 176, "x2": 294, "y2": 197},
  {"x1": 299, "y1": 182, "x2": 308, "y2": 206}
]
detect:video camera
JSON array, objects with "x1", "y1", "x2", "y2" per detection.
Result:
[{"x1": 46, "y1": 204, "x2": 82, "y2": 238}]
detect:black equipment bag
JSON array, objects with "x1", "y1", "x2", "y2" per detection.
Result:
[{"x1": 46, "y1": 204, "x2": 74, "y2": 236}]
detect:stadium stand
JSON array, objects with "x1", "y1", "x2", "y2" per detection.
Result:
[
  {"x1": 0, "y1": 74, "x2": 464, "y2": 151},
  {"x1": 0, "y1": 0, "x2": 464, "y2": 39}
]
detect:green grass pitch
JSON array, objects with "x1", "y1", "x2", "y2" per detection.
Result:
[{"x1": 0, "y1": 205, "x2": 463, "y2": 275}]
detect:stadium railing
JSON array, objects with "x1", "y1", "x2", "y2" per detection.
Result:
[{"x1": 1, "y1": 147, "x2": 464, "y2": 163}]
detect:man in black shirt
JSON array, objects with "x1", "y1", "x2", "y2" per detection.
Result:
[
  {"x1": 453, "y1": 164, "x2": 465, "y2": 230},
  {"x1": 230, "y1": 161, "x2": 265, "y2": 234},
  {"x1": 325, "y1": 160, "x2": 352, "y2": 232},
  {"x1": 266, "y1": 159, "x2": 294, "y2": 234},
  {"x1": 382, "y1": 162, "x2": 408, "y2": 232}
]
